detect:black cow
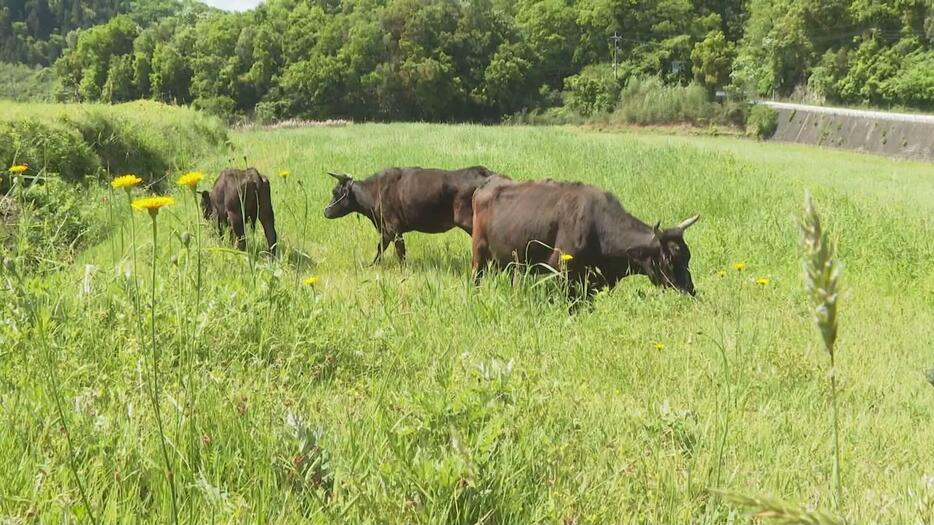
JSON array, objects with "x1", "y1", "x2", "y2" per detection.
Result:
[
  {"x1": 201, "y1": 167, "x2": 278, "y2": 254},
  {"x1": 323, "y1": 166, "x2": 504, "y2": 263},
  {"x1": 471, "y1": 179, "x2": 699, "y2": 296}
]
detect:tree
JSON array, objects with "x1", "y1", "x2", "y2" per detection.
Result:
[
  {"x1": 54, "y1": 15, "x2": 139, "y2": 100},
  {"x1": 691, "y1": 30, "x2": 735, "y2": 91},
  {"x1": 102, "y1": 53, "x2": 136, "y2": 101},
  {"x1": 150, "y1": 42, "x2": 191, "y2": 103}
]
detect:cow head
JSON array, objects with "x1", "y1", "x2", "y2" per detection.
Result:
[
  {"x1": 644, "y1": 215, "x2": 699, "y2": 296},
  {"x1": 324, "y1": 172, "x2": 355, "y2": 219},
  {"x1": 200, "y1": 190, "x2": 215, "y2": 220}
]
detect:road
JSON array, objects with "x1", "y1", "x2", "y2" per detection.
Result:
[{"x1": 760, "y1": 101, "x2": 934, "y2": 124}]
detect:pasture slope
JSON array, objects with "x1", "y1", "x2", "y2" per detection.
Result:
[{"x1": 2, "y1": 124, "x2": 933, "y2": 523}]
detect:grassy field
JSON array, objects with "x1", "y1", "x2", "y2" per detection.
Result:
[{"x1": 2, "y1": 123, "x2": 933, "y2": 523}]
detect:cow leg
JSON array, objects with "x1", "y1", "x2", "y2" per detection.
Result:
[
  {"x1": 547, "y1": 245, "x2": 589, "y2": 302},
  {"x1": 394, "y1": 235, "x2": 406, "y2": 263},
  {"x1": 471, "y1": 197, "x2": 489, "y2": 286},
  {"x1": 228, "y1": 210, "x2": 246, "y2": 251},
  {"x1": 257, "y1": 182, "x2": 278, "y2": 255},
  {"x1": 371, "y1": 233, "x2": 393, "y2": 265},
  {"x1": 214, "y1": 215, "x2": 226, "y2": 237},
  {"x1": 471, "y1": 236, "x2": 490, "y2": 286}
]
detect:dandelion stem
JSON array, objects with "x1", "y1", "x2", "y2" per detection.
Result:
[
  {"x1": 128, "y1": 194, "x2": 138, "y2": 293},
  {"x1": 149, "y1": 215, "x2": 179, "y2": 525},
  {"x1": 189, "y1": 191, "x2": 203, "y2": 494},
  {"x1": 107, "y1": 186, "x2": 116, "y2": 266},
  {"x1": 299, "y1": 179, "x2": 309, "y2": 262}
]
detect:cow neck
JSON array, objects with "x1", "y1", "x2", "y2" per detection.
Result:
[
  {"x1": 353, "y1": 178, "x2": 381, "y2": 223},
  {"x1": 601, "y1": 212, "x2": 660, "y2": 276}
]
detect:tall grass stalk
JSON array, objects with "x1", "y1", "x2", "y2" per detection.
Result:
[
  {"x1": 801, "y1": 191, "x2": 844, "y2": 511},
  {"x1": 7, "y1": 262, "x2": 98, "y2": 524},
  {"x1": 40, "y1": 308, "x2": 99, "y2": 525}
]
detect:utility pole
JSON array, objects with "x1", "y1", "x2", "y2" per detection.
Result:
[{"x1": 610, "y1": 31, "x2": 622, "y2": 79}]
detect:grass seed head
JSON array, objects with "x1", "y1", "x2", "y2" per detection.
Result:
[
  {"x1": 713, "y1": 490, "x2": 847, "y2": 525},
  {"x1": 801, "y1": 192, "x2": 842, "y2": 355}
]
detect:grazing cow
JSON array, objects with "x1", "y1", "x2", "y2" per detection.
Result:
[
  {"x1": 323, "y1": 166, "x2": 504, "y2": 264},
  {"x1": 471, "y1": 179, "x2": 699, "y2": 296},
  {"x1": 201, "y1": 167, "x2": 278, "y2": 254}
]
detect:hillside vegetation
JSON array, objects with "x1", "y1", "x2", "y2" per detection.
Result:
[
  {"x1": 0, "y1": 100, "x2": 228, "y2": 183},
  {"x1": 1, "y1": 124, "x2": 932, "y2": 523},
  {"x1": 0, "y1": 0, "x2": 214, "y2": 65},
  {"x1": 3, "y1": 0, "x2": 932, "y2": 120}
]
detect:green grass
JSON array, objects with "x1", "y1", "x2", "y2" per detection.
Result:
[{"x1": 2, "y1": 123, "x2": 933, "y2": 523}]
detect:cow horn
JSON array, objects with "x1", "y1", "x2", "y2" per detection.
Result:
[
  {"x1": 327, "y1": 171, "x2": 345, "y2": 180},
  {"x1": 676, "y1": 215, "x2": 700, "y2": 230}
]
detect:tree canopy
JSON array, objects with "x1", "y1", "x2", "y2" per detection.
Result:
[{"x1": 2, "y1": 0, "x2": 931, "y2": 119}]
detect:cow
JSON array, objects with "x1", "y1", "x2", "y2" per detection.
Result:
[
  {"x1": 200, "y1": 167, "x2": 278, "y2": 254},
  {"x1": 470, "y1": 179, "x2": 699, "y2": 297},
  {"x1": 323, "y1": 166, "x2": 504, "y2": 264}
]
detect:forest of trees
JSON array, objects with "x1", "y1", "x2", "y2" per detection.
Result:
[{"x1": 2, "y1": 0, "x2": 932, "y2": 121}]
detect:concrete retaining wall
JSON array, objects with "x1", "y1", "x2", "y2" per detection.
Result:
[{"x1": 765, "y1": 102, "x2": 934, "y2": 161}]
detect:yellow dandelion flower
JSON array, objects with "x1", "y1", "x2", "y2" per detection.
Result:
[
  {"x1": 131, "y1": 196, "x2": 175, "y2": 216},
  {"x1": 8, "y1": 164, "x2": 28, "y2": 174},
  {"x1": 733, "y1": 261, "x2": 747, "y2": 271},
  {"x1": 112, "y1": 174, "x2": 143, "y2": 190},
  {"x1": 278, "y1": 170, "x2": 290, "y2": 179},
  {"x1": 177, "y1": 171, "x2": 204, "y2": 190},
  {"x1": 303, "y1": 276, "x2": 320, "y2": 286},
  {"x1": 560, "y1": 253, "x2": 574, "y2": 262},
  {"x1": 756, "y1": 277, "x2": 770, "y2": 286},
  {"x1": 718, "y1": 270, "x2": 727, "y2": 277},
  {"x1": 654, "y1": 342, "x2": 665, "y2": 351}
]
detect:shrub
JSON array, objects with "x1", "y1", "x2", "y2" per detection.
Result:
[
  {"x1": 563, "y1": 64, "x2": 621, "y2": 117},
  {"x1": 1, "y1": 177, "x2": 107, "y2": 273},
  {"x1": 0, "y1": 118, "x2": 99, "y2": 184},
  {"x1": 254, "y1": 100, "x2": 287, "y2": 125},
  {"x1": 193, "y1": 96, "x2": 238, "y2": 121},
  {"x1": 613, "y1": 77, "x2": 719, "y2": 126},
  {"x1": 0, "y1": 63, "x2": 58, "y2": 102},
  {"x1": 503, "y1": 106, "x2": 587, "y2": 125},
  {"x1": 746, "y1": 104, "x2": 778, "y2": 139}
]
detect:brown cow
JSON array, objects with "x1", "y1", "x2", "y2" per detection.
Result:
[
  {"x1": 323, "y1": 166, "x2": 504, "y2": 264},
  {"x1": 201, "y1": 167, "x2": 278, "y2": 254},
  {"x1": 471, "y1": 179, "x2": 699, "y2": 296}
]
